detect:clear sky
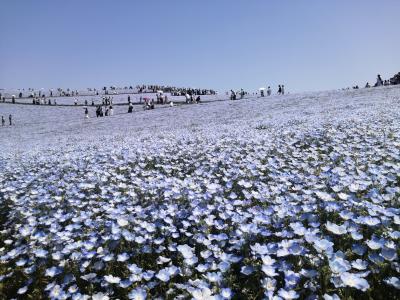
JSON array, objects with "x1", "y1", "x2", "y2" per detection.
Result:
[{"x1": 0, "y1": 0, "x2": 399, "y2": 92}]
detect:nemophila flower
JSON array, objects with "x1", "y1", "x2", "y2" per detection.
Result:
[
  {"x1": 128, "y1": 264, "x2": 143, "y2": 274},
  {"x1": 262, "y1": 265, "x2": 278, "y2": 277},
  {"x1": 185, "y1": 256, "x2": 199, "y2": 266},
  {"x1": 34, "y1": 248, "x2": 48, "y2": 258},
  {"x1": 313, "y1": 239, "x2": 334, "y2": 254},
  {"x1": 81, "y1": 273, "x2": 96, "y2": 283},
  {"x1": 323, "y1": 294, "x2": 340, "y2": 300},
  {"x1": 352, "y1": 243, "x2": 366, "y2": 256},
  {"x1": 381, "y1": 246, "x2": 397, "y2": 261},
  {"x1": 340, "y1": 272, "x2": 370, "y2": 291},
  {"x1": 220, "y1": 288, "x2": 232, "y2": 299},
  {"x1": 278, "y1": 288, "x2": 300, "y2": 299},
  {"x1": 119, "y1": 279, "x2": 133, "y2": 288},
  {"x1": 240, "y1": 265, "x2": 254, "y2": 275},
  {"x1": 17, "y1": 286, "x2": 28, "y2": 295},
  {"x1": 49, "y1": 284, "x2": 66, "y2": 299},
  {"x1": 329, "y1": 257, "x2": 351, "y2": 274},
  {"x1": 350, "y1": 231, "x2": 363, "y2": 240},
  {"x1": 117, "y1": 218, "x2": 129, "y2": 227},
  {"x1": 384, "y1": 277, "x2": 400, "y2": 289},
  {"x1": 290, "y1": 222, "x2": 306, "y2": 236},
  {"x1": 284, "y1": 270, "x2": 301, "y2": 288},
  {"x1": 218, "y1": 261, "x2": 230, "y2": 272},
  {"x1": 15, "y1": 258, "x2": 27, "y2": 267},
  {"x1": 326, "y1": 221, "x2": 347, "y2": 235},
  {"x1": 251, "y1": 243, "x2": 270, "y2": 255},
  {"x1": 177, "y1": 244, "x2": 194, "y2": 259},
  {"x1": 156, "y1": 268, "x2": 170, "y2": 282},
  {"x1": 360, "y1": 216, "x2": 380, "y2": 226},
  {"x1": 191, "y1": 288, "x2": 218, "y2": 300},
  {"x1": 104, "y1": 275, "x2": 121, "y2": 284},
  {"x1": 45, "y1": 266, "x2": 62, "y2": 277},
  {"x1": 262, "y1": 255, "x2": 276, "y2": 266},
  {"x1": 300, "y1": 269, "x2": 317, "y2": 278},
  {"x1": 92, "y1": 292, "x2": 110, "y2": 300},
  {"x1": 205, "y1": 272, "x2": 222, "y2": 283},
  {"x1": 366, "y1": 239, "x2": 383, "y2": 250},
  {"x1": 315, "y1": 191, "x2": 334, "y2": 201},
  {"x1": 351, "y1": 259, "x2": 368, "y2": 270},
  {"x1": 128, "y1": 287, "x2": 147, "y2": 300},
  {"x1": 117, "y1": 253, "x2": 129, "y2": 262}
]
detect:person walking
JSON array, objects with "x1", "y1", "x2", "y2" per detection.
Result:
[
  {"x1": 85, "y1": 107, "x2": 89, "y2": 119},
  {"x1": 109, "y1": 105, "x2": 113, "y2": 116},
  {"x1": 281, "y1": 85, "x2": 285, "y2": 95},
  {"x1": 267, "y1": 86, "x2": 271, "y2": 96},
  {"x1": 1, "y1": 116, "x2": 4, "y2": 126},
  {"x1": 278, "y1": 85, "x2": 282, "y2": 95},
  {"x1": 9, "y1": 114, "x2": 12, "y2": 126}
]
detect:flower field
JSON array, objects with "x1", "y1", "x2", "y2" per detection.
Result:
[{"x1": 0, "y1": 86, "x2": 399, "y2": 299}]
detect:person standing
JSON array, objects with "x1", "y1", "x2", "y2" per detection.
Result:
[
  {"x1": 267, "y1": 86, "x2": 271, "y2": 96},
  {"x1": 375, "y1": 74, "x2": 383, "y2": 87},
  {"x1": 281, "y1": 85, "x2": 285, "y2": 95},
  {"x1": 1, "y1": 116, "x2": 4, "y2": 126},
  {"x1": 85, "y1": 107, "x2": 89, "y2": 119},
  {"x1": 9, "y1": 114, "x2": 12, "y2": 126},
  {"x1": 109, "y1": 105, "x2": 113, "y2": 116},
  {"x1": 278, "y1": 85, "x2": 282, "y2": 95}
]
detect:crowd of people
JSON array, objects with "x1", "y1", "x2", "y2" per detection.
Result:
[
  {"x1": 364, "y1": 73, "x2": 400, "y2": 89},
  {"x1": 135, "y1": 84, "x2": 216, "y2": 96},
  {"x1": 230, "y1": 85, "x2": 285, "y2": 100},
  {"x1": 0, "y1": 84, "x2": 216, "y2": 100},
  {"x1": 94, "y1": 104, "x2": 114, "y2": 117}
]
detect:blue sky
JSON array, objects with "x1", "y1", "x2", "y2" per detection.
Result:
[{"x1": 0, "y1": 0, "x2": 399, "y2": 92}]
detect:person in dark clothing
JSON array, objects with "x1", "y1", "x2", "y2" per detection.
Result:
[
  {"x1": 196, "y1": 95, "x2": 201, "y2": 103},
  {"x1": 128, "y1": 95, "x2": 131, "y2": 103},
  {"x1": 92, "y1": 100, "x2": 95, "y2": 106},
  {"x1": 96, "y1": 106, "x2": 100, "y2": 118},
  {"x1": 375, "y1": 74, "x2": 383, "y2": 87},
  {"x1": 9, "y1": 114, "x2": 12, "y2": 126},
  {"x1": 278, "y1": 85, "x2": 282, "y2": 95},
  {"x1": 85, "y1": 99, "x2": 88, "y2": 106},
  {"x1": 1, "y1": 116, "x2": 4, "y2": 126},
  {"x1": 85, "y1": 107, "x2": 89, "y2": 118},
  {"x1": 128, "y1": 103, "x2": 133, "y2": 113}
]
